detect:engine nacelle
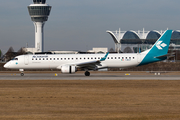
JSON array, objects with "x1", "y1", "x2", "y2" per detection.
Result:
[{"x1": 61, "y1": 65, "x2": 76, "y2": 74}]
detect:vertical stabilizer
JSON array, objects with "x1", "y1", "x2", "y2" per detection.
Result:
[{"x1": 139, "y1": 30, "x2": 172, "y2": 65}]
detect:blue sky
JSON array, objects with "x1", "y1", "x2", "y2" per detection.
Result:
[{"x1": 0, "y1": 0, "x2": 180, "y2": 53}]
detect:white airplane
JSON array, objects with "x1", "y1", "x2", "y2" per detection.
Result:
[{"x1": 4, "y1": 30, "x2": 172, "y2": 76}]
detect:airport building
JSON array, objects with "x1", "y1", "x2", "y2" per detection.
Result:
[
  {"x1": 25, "y1": 0, "x2": 52, "y2": 53},
  {"x1": 48, "y1": 48, "x2": 108, "y2": 54},
  {"x1": 87, "y1": 48, "x2": 108, "y2": 53},
  {"x1": 107, "y1": 28, "x2": 180, "y2": 53}
]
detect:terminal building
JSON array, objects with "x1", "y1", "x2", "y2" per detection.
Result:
[{"x1": 107, "y1": 28, "x2": 180, "y2": 53}]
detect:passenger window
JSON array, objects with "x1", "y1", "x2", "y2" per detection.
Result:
[
  {"x1": 39, "y1": 58, "x2": 41, "y2": 60},
  {"x1": 118, "y1": 57, "x2": 120, "y2": 59},
  {"x1": 57, "y1": 58, "x2": 59, "y2": 60},
  {"x1": 32, "y1": 58, "x2": 34, "y2": 60},
  {"x1": 50, "y1": 58, "x2": 52, "y2": 60},
  {"x1": 43, "y1": 58, "x2": 45, "y2": 60},
  {"x1": 46, "y1": 58, "x2": 48, "y2": 60},
  {"x1": 115, "y1": 57, "x2": 116, "y2": 59}
]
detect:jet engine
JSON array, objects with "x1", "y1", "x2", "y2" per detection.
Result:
[{"x1": 61, "y1": 65, "x2": 76, "y2": 74}]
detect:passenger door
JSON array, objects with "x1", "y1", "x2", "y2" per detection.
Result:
[
  {"x1": 24, "y1": 55, "x2": 29, "y2": 65},
  {"x1": 137, "y1": 54, "x2": 141, "y2": 63}
]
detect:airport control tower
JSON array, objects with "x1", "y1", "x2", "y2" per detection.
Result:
[{"x1": 28, "y1": 0, "x2": 51, "y2": 52}]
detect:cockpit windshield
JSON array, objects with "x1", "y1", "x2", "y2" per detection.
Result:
[{"x1": 12, "y1": 58, "x2": 18, "y2": 60}]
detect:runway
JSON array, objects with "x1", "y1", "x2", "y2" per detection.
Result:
[{"x1": 0, "y1": 71, "x2": 180, "y2": 80}]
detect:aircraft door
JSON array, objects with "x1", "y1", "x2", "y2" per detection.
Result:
[
  {"x1": 24, "y1": 55, "x2": 29, "y2": 65},
  {"x1": 137, "y1": 54, "x2": 141, "y2": 63}
]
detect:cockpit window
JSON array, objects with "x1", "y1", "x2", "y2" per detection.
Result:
[{"x1": 12, "y1": 58, "x2": 18, "y2": 60}]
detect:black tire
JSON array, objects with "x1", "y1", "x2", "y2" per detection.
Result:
[
  {"x1": 21, "y1": 73, "x2": 24, "y2": 76},
  {"x1": 85, "y1": 71, "x2": 90, "y2": 76}
]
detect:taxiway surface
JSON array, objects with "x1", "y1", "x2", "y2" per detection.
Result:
[{"x1": 0, "y1": 71, "x2": 180, "y2": 80}]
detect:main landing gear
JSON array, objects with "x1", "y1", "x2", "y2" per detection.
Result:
[
  {"x1": 21, "y1": 73, "x2": 24, "y2": 76},
  {"x1": 85, "y1": 71, "x2": 90, "y2": 76},
  {"x1": 19, "y1": 69, "x2": 24, "y2": 76}
]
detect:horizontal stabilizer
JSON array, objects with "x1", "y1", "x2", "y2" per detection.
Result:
[{"x1": 155, "y1": 53, "x2": 175, "y2": 59}]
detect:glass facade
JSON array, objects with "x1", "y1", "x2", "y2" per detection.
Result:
[
  {"x1": 121, "y1": 39, "x2": 142, "y2": 44},
  {"x1": 28, "y1": 6, "x2": 51, "y2": 22},
  {"x1": 122, "y1": 31, "x2": 140, "y2": 39},
  {"x1": 146, "y1": 31, "x2": 161, "y2": 39},
  {"x1": 31, "y1": 17, "x2": 48, "y2": 22},
  {"x1": 143, "y1": 39, "x2": 157, "y2": 44},
  {"x1": 170, "y1": 39, "x2": 180, "y2": 45},
  {"x1": 120, "y1": 31, "x2": 180, "y2": 45},
  {"x1": 108, "y1": 30, "x2": 180, "y2": 52},
  {"x1": 170, "y1": 31, "x2": 180, "y2": 45},
  {"x1": 33, "y1": 0, "x2": 46, "y2": 4},
  {"x1": 28, "y1": 6, "x2": 51, "y2": 16},
  {"x1": 171, "y1": 31, "x2": 180, "y2": 39}
]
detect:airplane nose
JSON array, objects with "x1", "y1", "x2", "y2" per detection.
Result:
[{"x1": 4, "y1": 63, "x2": 9, "y2": 68}]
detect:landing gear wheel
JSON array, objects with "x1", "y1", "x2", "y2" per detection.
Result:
[
  {"x1": 85, "y1": 71, "x2": 90, "y2": 76},
  {"x1": 21, "y1": 73, "x2": 24, "y2": 76}
]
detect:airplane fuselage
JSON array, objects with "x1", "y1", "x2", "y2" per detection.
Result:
[
  {"x1": 4, "y1": 30, "x2": 173, "y2": 76},
  {"x1": 4, "y1": 53, "x2": 146, "y2": 70}
]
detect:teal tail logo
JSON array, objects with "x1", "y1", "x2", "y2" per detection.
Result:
[
  {"x1": 156, "y1": 41, "x2": 167, "y2": 50},
  {"x1": 139, "y1": 30, "x2": 172, "y2": 65}
]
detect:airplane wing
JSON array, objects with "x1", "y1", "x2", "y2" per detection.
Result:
[
  {"x1": 57, "y1": 52, "x2": 109, "y2": 70},
  {"x1": 76, "y1": 52, "x2": 109, "y2": 70}
]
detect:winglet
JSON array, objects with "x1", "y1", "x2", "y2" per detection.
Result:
[{"x1": 100, "y1": 52, "x2": 109, "y2": 61}]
